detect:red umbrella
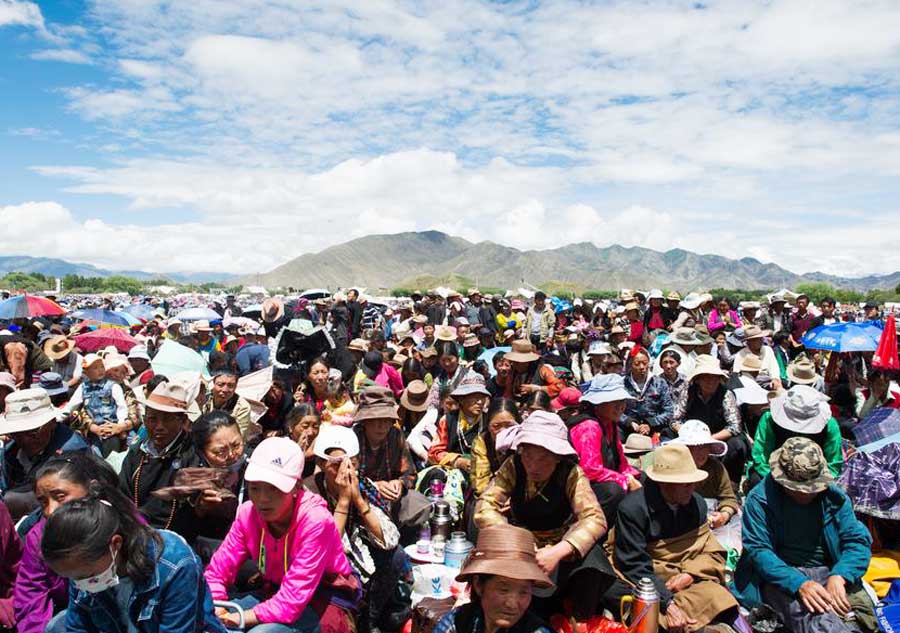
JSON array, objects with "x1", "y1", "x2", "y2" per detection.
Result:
[
  {"x1": 873, "y1": 314, "x2": 899, "y2": 371},
  {"x1": 74, "y1": 328, "x2": 139, "y2": 353}
]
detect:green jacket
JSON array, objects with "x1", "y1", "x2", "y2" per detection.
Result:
[{"x1": 748, "y1": 411, "x2": 843, "y2": 479}]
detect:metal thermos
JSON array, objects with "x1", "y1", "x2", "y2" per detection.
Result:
[
  {"x1": 443, "y1": 532, "x2": 474, "y2": 568},
  {"x1": 429, "y1": 499, "x2": 452, "y2": 541},
  {"x1": 620, "y1": 577, "x2": 659, "y2": 633}
]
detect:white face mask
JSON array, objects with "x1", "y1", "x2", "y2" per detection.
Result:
[{"x1": 73, "y1": 545, "x2": 120, "y2": 593}]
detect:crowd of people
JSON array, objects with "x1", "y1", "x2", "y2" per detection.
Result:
[{"x1": 0, "y1": 285, "x2": 897, "y2": 633}]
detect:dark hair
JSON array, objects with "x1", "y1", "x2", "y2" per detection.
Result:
[
  {"x1": 483, "y1": 398, "x2": 519, "y2": 472},
  {"x1": 534, "y1": 291, "x2": 546, "y2": 301},
  {"x1": 491, "y1": 351, "x2": 506, "y2": 367},
  {"x1": 211, "y1": 368, "x2": 238, "y2": 380},
  {"x1": 773, "y1": 331, "x2": 789, "y2": 345},
  {"x1": 191, "y1": 410, "x2": 240, "y2": 451},
  {"x1": 523, "y1": 390, "x2": 552, "y2": 412},
  {"x1": 177, "y1": 335, "x2": 197, "y2": 348},
  {"x1": 437, "y1": 341, "x2": 459, "y2": 359},
  {"x1": 34, "y1": 452, "x2": 119, "y2": 493},
  {"x1": 144, "y1": 374, "x2": 168, "y2": 395},
  {"x1": 401, "y1": 357, "x2": 425, "y2": 383},
  {"x1": 285, "y1": 403, "x2": 320, "y2": 435},
  {"x1": 41, "y1": 483, "x2": 161, "y2": 583},
  {"x1": 822, "y1": 296, "x2": 836, "y2": 306}
]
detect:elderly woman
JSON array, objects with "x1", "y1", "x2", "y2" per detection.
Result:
[
  {"x1": 475, "y1": 411, "x2": 615, "y2": 623},
  {"x1": 434, "y1": 524, "x2": 553, "y2": 633},
  {"x1": 672, "y1": 355, "x2": 747, "y2": 484},
  {"x1": 303, "y1": 425, "x2": 404, "y2": 632}
]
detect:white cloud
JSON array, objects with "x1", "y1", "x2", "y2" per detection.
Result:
[
  {"x1": 30, "y1": 48, "x2": 91, "y2": 64},
  {"x1": 0, "y1": 0, "x2": 42, "y2": 28}
]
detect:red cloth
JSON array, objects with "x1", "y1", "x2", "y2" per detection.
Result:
[
  {"x1": 874, "y1": 314, "x2": 899, "y2": 370},
  {"x1": 628, "y1": 321, "x2": 644, "y2": 343}
]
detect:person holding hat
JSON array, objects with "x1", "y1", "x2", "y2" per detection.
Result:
[
  {"x1": 566, "y1": 374, "x2": 641, "y2": 521},
  {"x1": 671, "y1": 420, "x2": 739, "y2": 530},
  {"x1": 733, "y1": 325, "x2": 783, "y2": 390},
  {"x1": 734, "y1": 437, "x2": 874, "y2": 633},
  {"x1": 205, "y1": 436, "x2": 359, "y2": 632},
  {"x1": 614, "y1": 443, "x2": 742, "y2": 633},
  {"x1": 500, "y1": 340, "x2": 564, "y2": 404},
  {"x1": 433, "y1": 524, "x2": 553, "y2": 633},
  {"x1": 43, "y1": 335, "x2": 83, "y2": 388},
  {"x1": 61, "y1": 353, "x2": 131, "y2": 457},
  {"x1": 118, "y1": 375, "x2": 199, "y2": 538},
  {"x1": 747, "y1": 385, "x2": 843, "y2": 489},
  {"x1": 476, "y1": 411, "x2": 615, "y2": 623},
  {"x1": 672, "y1": 354, "x2": 747, "y2": 483},
  {"x1": 353, "y1": 386, "x2": 422, "y2": 524},
  {"x1": 0, "y1": 388, "x2": 90, "y2": 521},
  {"x1": 428, "y1": 372, "x2": 490, "y2": 472},
  {"x1": 303, "y1": 425, "x2": 405, "y2": 632}
]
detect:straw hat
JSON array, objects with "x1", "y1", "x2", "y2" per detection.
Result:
[
  {"x1": 435, "y1": 325, "x2": 458, "y2": 342},
  {"x1": 456, "y1": 524, "x2": 553, "y2": 588},
  {"x1": 143, "y1": 376, "x2": 195, "y2": 414},
  {"x1": 769, "y1": 385, "x2": 831, "y2": 435},
  {"x1": 0, "y1": 388, "x2": 60, "y2": 434},
  {"x1": 645, "y1": 444, "x2": 709, "y2": 484},
  {"x1": 43, "y1": 335, "x2": 75, "y2": 361},
  {"x1": 419, "y1": 345, "x2": 437, "y2": 359},
  {"x1": 769, "y1": 437, "x2": 834, "y2": 494},
  {"x1": 667, "y1": 291, "x2": 681, "y2": 301},
  {"x1": 504, "y1": 339, "x2": 540, "y2": 363},
  {"x1": 735, "y1": 353, "x2": 763, "y2": 373},
  {"x1": 743, "y1": 325, "x2": 770, "y2": 340},
  {"x1": 400, "y1": 380, "x2": 429, "y2": 412},
  {"x1": 347, "y1": 338, "x2": 369, "y2": 353},
  {"x1": 262, "y1": 298, "x2": 284, "y2": 323},
  {"x1": 787, "y1": 354, "x2": 818, "y2": 385},
  {"x1": 688, "y1": 355, "x2": 728, "y2": 382}
]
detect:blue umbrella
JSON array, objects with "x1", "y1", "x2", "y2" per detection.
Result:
[
  {"x1": 72, "y1": 308, "x2": 132, "y2": 327},
  {"x1": 176, "y1": 306, "x2": 222, "y2": 322},
  {"x1": 124, "y1": 303, "x2": 157, "y2": 320},
  {"x1": 477, "y1": 346, "x2": 511, "y2": 377},
  {"x1": 801, "y1": 322, "x2": 882, "y2": 353}
]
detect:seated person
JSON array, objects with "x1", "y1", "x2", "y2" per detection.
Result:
[
  {"x1": 205, "y1": 437, "x2": 359, "y2": 632},
  {"x1": 304, "y1": 425, "x2": 404, "y2": 632},
  {"x1": 285, "y1": 404, "x2": 322, "y2": 479},
  {"x1": 0, "y1": 388, "x2": 88, "y2": 521},
  {"x1": 435, "y1": 524, "x2": 553, "y2": 633},
  {"x1": 614, "y1": 444, "x2": 742, "y2": 633},
  {"x1": 0, "y1": 500, "x2": 21, "y2": 632},
  {"x1": 734, "y1": 437, "x2": 874, "y2": 633},
  {"x1": 201, "y1": 368, "x2": 259, "y2": 443},
  {"x1": 470, "y1": 397, "x2": 519, "y2": 498},
  {"x1": 428, "y1": 373, "x2": 491, "y2": 473},
  {"x1": 61, "y1": 353, "x2": 129, "y2": 456},
  {"x1": 566, "y1": 374, "x2": 641, "y2": 522},
  {"x1": 623, "y1": 348, "x2": 674, "y2": 436},
  {"x1": 475, "y1": 411, "x2": 615, "y2": 623},
  {"x1": 119, "y1": 376, "x2": 196, "y2": 538},
  {"x1": 671, "y1": 420, "x2": 740, "y2": 532},
  {"x1": 672, "y1": 354, "x2": 748, "y2": 483},
  {"x1": 747, "y1": 385, "x2": 842, "y2": 489}
]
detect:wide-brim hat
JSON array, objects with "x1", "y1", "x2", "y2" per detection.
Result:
[
  {"x1": 787, "y1": 356, "x2": 818, "y2": 385},
  {"x1": 666, "y1": 291, "x2": 681, "y2": 301},
  {"x1": 647, "y1": 289, "x2": 664, "y2": 300},
  {"x1": 37, "y1": 372, "x2": 68, "y2": 397},
  {"x1": 670, "y1": 328, "x2": 701, "y2": 347},
  {"x1": 353, "y1": 385, "x2": 400, "y2": 422},
  {"x1": 623, "y1": 433, "x2": 654, "y2": 455},
  {"x1": 498, "y1": 410, "x2": 576, "y2": 457},
  {"x1": 456, "y1": 524, "x2": 554, "y2": 589},
  {"x1": 0, "y1": 388, "x2": 60, "y2": 434},
  {"x1": 645, "y1": 444, "x2": 709, "y2": 484},
  {"x1": 743, "y1": 325, "x2": 770, "y2": 340},
  {"x1": 400, "y1": 380, "x2": 429, "y2": 412},
  {"x1": 670, "y1": 419, "x2": 727, "y2": 456},
  {"x1": 769, "y1": 436, "x2": 834, "y2": 494},
  {"x1": 688, "y1": 355, "x2": 727, "y2": 382},
  {"x1": 193, "y1": 319, "x2": 214, "y2": 332},
  {"x1": 262, "y1": 298, "x2": 284, "y2": 323},
  {"x1": 142, "y1": 375, "x2": 195, "y2": 414},
  {"x1": 680, "y1": 293, "x2": 703, "y2": 310},
  {"x1": 770, "y1": 385, "x2": 830, "y2": 434},
  {"x1": 43, "y1": 335, "x2": 76, "y2": 360},
  {"x1": 347, "y1": 338, "x2": 369, "y2": 353},
  {"x1": 735, "y1": 353, "x2": 763, "y2": 373},
  {"x1": 581, "y1": 373, "x2": 635, "y2": 405},
  {"x1": 434, "y1": 325, "x2": 458, "y2": 342},
  {"x1": 505, "y1": 339, "x2": 540, "y2": 363}
]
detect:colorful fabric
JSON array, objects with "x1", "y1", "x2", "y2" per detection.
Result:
[{"x1": 838, "y1": 442, "x2": 900, "y2": 520}]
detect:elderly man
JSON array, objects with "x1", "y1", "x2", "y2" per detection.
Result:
[
  {"x1": 735, "y1": 437, "x2": 874, "y2": 633},
  {"x1": 614, "y1": 444, "x2": 743, "y2": 633},
  {"x1": 0, "y1": 388, "x2": 89, "y2": 520},
  {"x1": 733, "y1": 325, "x2": 783, "y2": 390}
]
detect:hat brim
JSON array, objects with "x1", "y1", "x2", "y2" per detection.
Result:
[
  {"x1": 354, "y1": 407, "x2": 400, "y2": 422},
  {"x1": 41, "y1": 386, "x2": 69, "y2": 397},
  {"x1": 504, "y1": 351, "x2": 540, "y2": 363},
  {"x1": 769, "y1": 396, "x2": 829, "y2": 434},
  {"x1": 689, "y1": 368, "x2": 728, "y2": 382},
  {"x1": 400, "y1": 392, "x2": 429, "y2": 412},
  {"x1": 623, "y1": 446, "x2": 653, "y2": 455},
  {"x1": 786, "y1": 368, "x2": 817, "y2": 385},
  {"x1": 457, "y1": 558, "x2": 554, "y2": 589},
  {"x1": 245, "y1": 461, "x2": 299, "y2": 494},
  {"x1": 0, "y1": 409, "x2": 59, "y2": 434},
  {"x1": 581, "y1": 390, "x2": 635, "y2": 405},
  {"x1": 669, "y1": 438, "x2": 727, "y2": 457},
  {"x1": 513, "y1": 433, "x2": 576, "y2": 457},
  {"x1": 645, "y1": 467, "x2": 709, "y2": 484},
  {"x1": 769, "y1": 449, "x2": 834, "y2": 494},
  {"x1": 451, "y1": 385, "x2": 491, "y2": 398},
  {"x1": 44, "y1": 342, "x2": 76, "y2": 360}
]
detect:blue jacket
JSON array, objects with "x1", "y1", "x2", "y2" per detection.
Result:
[
  {"x1": 64, "y1": 529, "x2": 227, "y2": 633},
  {"x1": 733, "y1": 476, "x2": 871, "y2": 607}
]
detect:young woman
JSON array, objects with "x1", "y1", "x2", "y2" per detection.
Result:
[
  {"x1": 15, "y1": 453, "x2": 122, "y2": 633},
  {"x1": 41, "y1": 485, "x2": 225, "y2": 633},
  {"x1": 470, "y1": 398, "x2": 519, "y2": 498},
  {"x1": 285, "y1": 404, "x2": 322, "y2": 479},
  {"x1": 707, "y1": 297, "x2": 741, "y2": 334},
  {"x1": 426, "y1": 341, "x2": 468, "y2": 410},
  {"x1": 205, "y1": 437, "x2": 359, "y2": 632}
]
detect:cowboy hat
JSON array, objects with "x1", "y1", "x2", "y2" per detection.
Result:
[
  {"x1": 670, "y1": 419, "x2": 727, "y2": 456},
  {"x1": 434, "y1": 325, "x2": 458, "y2": 342},
  {"x1": 504, "y1": 339, "x2": 540, "y2": 363},
  {"x1": 42, "y1": 335, "x2": 75, "y2": 361},
  {"x1": 456, "y1": 524, "x2": 553, "y2": 588},
  {"x1": 0, "y1": 388, "x2": 60, "y2": 434},
  {"x1": 735, "y1": 353, "x2": 763, "y2": 373},
  {"x1": 688, "y1": 355, "x2": 728, "y2": 382},
  {"x1": 143, "y1": 375, "x2": 196, "y2": 414},
  {"x1": 647, "y1": 289, "x2": 664, "y2": 300},
  {"x1": 769, "y1": 436, "x2": 834, "y2": 494},
  {"x1": 645, "y1": 443, "x2": 709, "y2": 484},
  {"x1": 262, "y1": 298, "x2": 284, "y2": 323},
  {"x1": 770, "y1": 385, "x2": 831, "y2": 435},
  {"x1": 787, "y1": 354, "x2": 818, "y2": 385}
]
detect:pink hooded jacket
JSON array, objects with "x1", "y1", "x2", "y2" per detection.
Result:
[
  {"x1": 204, "y1": 491, "x2": 354, "y2": 624},
  {"x1": 567, "y1": 415, "x2": 639, "y2": 490}
]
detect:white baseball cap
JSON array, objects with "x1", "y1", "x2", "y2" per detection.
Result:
[
  {"x1": 245, "y1": 437, "x2": 305, "y2": 493},
  {"x1": 313, "y1": 425, "x2": 360, "y2": 460}
]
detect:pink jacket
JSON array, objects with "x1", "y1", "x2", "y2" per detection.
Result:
[
  {"x1": 568, "y1": 416, "x2": 639, "y2": 490},
  {"x1": 376, "y1": 364, "x2": 404, "y2": 398},
  {"x1": 707, "y1": 309, "x2": 740, "y2": 333},
  {"x1": 204, "y1": 492, "x2": 353, "y2": 624}
]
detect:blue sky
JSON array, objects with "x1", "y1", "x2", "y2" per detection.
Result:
[{"x1": 2, "y1": 0, "x2": 900, "y2": 276}]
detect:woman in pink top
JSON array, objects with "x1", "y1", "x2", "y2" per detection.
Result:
[
  {"x1": 205, "y1": 437, "x2": 359, "y2": 632},
  {"x1": 707, "y1": 296, "x2": 741, "y2": 334}
]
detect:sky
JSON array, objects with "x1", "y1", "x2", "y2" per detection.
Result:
[{"x1": 2, "y1": 0, "x2": 900, "y2": 277}]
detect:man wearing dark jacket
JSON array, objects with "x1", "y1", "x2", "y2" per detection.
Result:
[{"x1": 347, "y1": 288, "x2": 363, "y2": 339}]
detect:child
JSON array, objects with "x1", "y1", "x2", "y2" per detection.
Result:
[{"x1": 61, "y1": 354, "x2": 129, "y2": 457}]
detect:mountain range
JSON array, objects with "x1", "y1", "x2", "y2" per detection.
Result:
[
  {"x1": 0, "y1": 256, "x2": 231, "y2": 284},
  {"x1": 244, "y1": 231, "x2": 900, "y2": 292}
]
